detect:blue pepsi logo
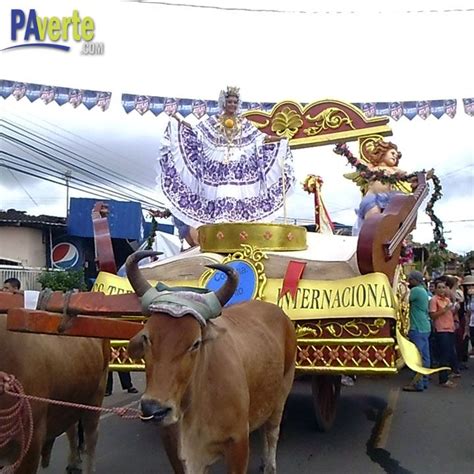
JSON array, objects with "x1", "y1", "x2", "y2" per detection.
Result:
[{"x1": 52, "y1": 242, "x2": 80, "y2": 269}]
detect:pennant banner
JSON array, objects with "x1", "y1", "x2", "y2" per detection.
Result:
[
  {"x1": 0, "y1": 79, "x2": 112, "y2": 111},
  {"x1": 121, "y1": 93, "x2": 474, "y2": 120},
  {"x1": 1, "y1": 79, "x2": 472, "y2": 118}
]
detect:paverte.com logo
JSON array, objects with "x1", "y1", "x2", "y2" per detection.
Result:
[{"x1": 2, "y1": 9, "x2": 104, "y2": 54}]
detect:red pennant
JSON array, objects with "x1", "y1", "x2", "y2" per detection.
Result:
[{"x1": 281, "y1": 260, "x2": 307, "y2": 299}]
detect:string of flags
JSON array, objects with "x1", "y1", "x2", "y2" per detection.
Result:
[
  {"x1": 0, "y1": 79, "x2": 111, "y2": 111},
  {"x1": 1, "y1": 79, "x2": 473, "y2": 119},
  {"x1": 121, "y1": 94, "x2": 474, "y2": 120}
]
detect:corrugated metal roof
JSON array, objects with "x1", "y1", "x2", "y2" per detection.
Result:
[{"x1": 0, "y1": 209, "x2": 66, "y2": 227}]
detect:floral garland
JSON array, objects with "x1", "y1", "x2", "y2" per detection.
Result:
[
  {"x1": 145, "y1": 215, "x2": 158, "y2": 250},
  {"x1": 399, "y1": 240, "x2": 414, "y2": 265},
  {"x1": 333, "y1": 143, "x2": 417, "y2": 183},
  {"x1": 333, "y1": 143, "x2": 447, "y2": 249},
  {"x1": 425, "y1": 173, "x2": 447, "y2": 248}
]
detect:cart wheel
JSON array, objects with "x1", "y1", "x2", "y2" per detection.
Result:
[{"x1": 311, "y1": 374, "x2": 341, "y2": 432}]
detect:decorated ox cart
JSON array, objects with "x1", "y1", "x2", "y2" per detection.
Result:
[{"x1": 2, "y1": 99, "x2": 436, "y2": 432}]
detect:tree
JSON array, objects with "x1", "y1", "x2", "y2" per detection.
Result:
[
  {"x1": 37, "y1": 269, "x2": 87, "y2": 292},
  {"x1": 461, "y1": 251, "x2": 474, "y2": 275},
  {"x1": 422, "y1": 241, "x2": 450, "y2": 276}
]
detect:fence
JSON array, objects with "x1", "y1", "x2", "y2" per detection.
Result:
[{"x1": 0, "y1": 265, "x2": 47, "y2": 291}]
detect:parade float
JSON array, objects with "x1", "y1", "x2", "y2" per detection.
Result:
[{"x1": 1, "y1": 98, "x2": 444, "y2": 431}]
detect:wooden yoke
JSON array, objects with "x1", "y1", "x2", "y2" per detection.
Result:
[
  {"x1": 0, "y1": 292, "x2": 24, "y2": 311},
  {"x1": 1, "y1": 291, "x2": 144, "y2": 339},
  {"x1": 7, "y1": 308, "x2": 143, "y2": 339},
  {"x1": 0, "y1": 291, "x2": 142, "y2": 316}
]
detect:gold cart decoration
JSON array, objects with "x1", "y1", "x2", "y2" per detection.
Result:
[
  {"x1": 243, "y1": 99, "x2": 392, "y2": 149},
  {"x1": 200, "y1": 244, "x2": 268, "y2": 303},
  {"x1": 198, "y1": 222, "x2": 307, "y2": 253}
]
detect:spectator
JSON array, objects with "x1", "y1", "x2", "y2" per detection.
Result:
[
  {"x1": 445, "y1": 276, "x2": 466, "y2": 369},
  {"x1": 461, "y1": 275, "x2": 474, "y2": 358},
  {"x1": 403, "y1": 271, "x2": 432, "y2": 392},
  {"x1": 429, "y1": 280, "x2": 459, "y2": 388},
  {"x1": 2, "y1": 277, "x2": 23, "y2": 294},
  {"x1": 105, "y1": 371, "x2": 138, "y2": 397}
]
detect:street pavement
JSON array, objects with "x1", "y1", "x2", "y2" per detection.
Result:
[{"x1": 45, "y1": 366, "x2": 474, "y2": 474}]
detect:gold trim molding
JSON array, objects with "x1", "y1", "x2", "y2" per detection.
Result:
[
  {"x1": 297, "y1": 338, "x2": 395, "y2": 346},
  {"x1": 198, "y1": 222, "x2": 307, "y2": 253},
  {"x1": 295, "y1": 318, "x2": 386, "y2": 339}
]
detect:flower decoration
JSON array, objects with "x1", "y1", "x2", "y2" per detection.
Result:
[
  {"x1": 399, "y1": 239, "x2": 414, "y2": 265},
  {"x1": 239, "y1": 231, "x2": 248, "y2": 241},
  {"x1": 287, "y1": 232, "x2": 294, "y2": 241},
  {"x1": 216, "y1": 231, "x2": 225, "y2": 240},
  {"x1": 302, "y1": 175, "x2": 324, "y2": 194},
  {"x1": 343, "y1": 350, "x2": 354, "y2": 361},
  {"x1": 263, "y1": 231, "x2": 273, "y2": 240},
  {"x1": 375, "y1": 349, "x2": 386, "y2": 361},
  {"x1": 299, "y1": 347, "x2": 310, "y2": 360},
  {"x1": 145, "y1": 215, "x2": 158, "y2": 251},
  {"x1": 359, "y1": 349, "x2": 370, "y2": 362},
  {"x1": 314, "y1": 349, "x2": 325, "y2": 361},
  {"x1": 328, "y1": 349, "x2": 338, "y2": 361}
]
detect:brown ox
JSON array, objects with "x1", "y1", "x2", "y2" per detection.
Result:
[
  {"x1": 126, "y1": 251, "x2": 296, "y2": 474},
  {"x1": 0, "y1": 314, "x2": 109, "y2": 474}
]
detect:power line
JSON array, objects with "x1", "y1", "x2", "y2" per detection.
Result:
[
  {"x1": 0, "y1": 157, "x2": 163, "y2": 211},
  {"x1": 2, "y1": 120, "x2": 160, "y2": 204},
  {"x1": 1, "y1": 123, "x2": 165, "y2": 209},
  {"x1": 2, "y1": 143, "x2": 162, "y2": 209},
  {"x1": 5, "y1": 168, "x2": 39, "y2": 207},
  {"x1": 5, "y1": 112, "x2": 152, "y2": 192},
  {"x1": 131, "y1": 1, "x2": 474, "y2": 15},
  {"x1": 2, "y1": 154, "x2": 121, "y2": 199}
]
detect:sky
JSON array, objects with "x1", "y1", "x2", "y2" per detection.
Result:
[{"x1": 0, "y1": 0, "x2": 473, "y2": 253}]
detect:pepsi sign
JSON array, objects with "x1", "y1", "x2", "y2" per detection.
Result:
[{"x1": 52, "y1": 242, "x2": 80, "y2": 269}]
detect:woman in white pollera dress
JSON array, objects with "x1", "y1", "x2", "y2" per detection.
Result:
[{"x1": 156, "y1": 86, "x2": 295, "y2": 243}]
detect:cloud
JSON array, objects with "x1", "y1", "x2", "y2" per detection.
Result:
[{"x1": 1, "y1": 1, "x2": 472, "y2": 254}]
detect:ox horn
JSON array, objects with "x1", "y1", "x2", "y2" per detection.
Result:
[
  {"x1": 206, "y1": 264, "x2": 239, "y2": 307},
  {"x1": 125, "y1": 250, "x2": 162, "y2": 297}
]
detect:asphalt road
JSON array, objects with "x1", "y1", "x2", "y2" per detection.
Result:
[{"x1": 45, "y1": 367, "x2": 474, "y2": 474}]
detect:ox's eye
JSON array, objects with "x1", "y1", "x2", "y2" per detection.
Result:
[
  {"x1": 142, "y1": 334, "x2": 151, "y2": 345},
  {"x1": 189, "y1": 339, "x2": 201, "y2": 352}
]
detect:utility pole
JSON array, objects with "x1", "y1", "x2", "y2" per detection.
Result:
[{"x1": 65, "y1": 170, "x2": 72, "y2": 217}]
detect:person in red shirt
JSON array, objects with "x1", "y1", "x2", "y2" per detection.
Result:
[{"x1": 429, "y1": 280, "x2": 459, "y2": 387}]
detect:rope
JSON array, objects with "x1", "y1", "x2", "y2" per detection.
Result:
[
  {"x1": 0, "y1": 372, "x2": 141, "y2": 472},
  {"x1": 0, "y1": 373, "x2": 33, "y2": 474}
]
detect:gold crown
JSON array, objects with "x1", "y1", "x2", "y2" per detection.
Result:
[{"x1": 225, "y1": 86, "x2": 240, "y2": 98}]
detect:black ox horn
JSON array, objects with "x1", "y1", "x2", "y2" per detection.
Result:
[
  {"x1": 126, "y1": 252, "x2": 238, "y2": 306},
  {"x1": 205, "y1": 264, "x2": 239, "y2": 307},
  {"x1": 125, "y1": 250, "x2": 162, "y2": 297}
]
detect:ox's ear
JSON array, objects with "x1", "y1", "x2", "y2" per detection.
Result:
[
  {"x1": 202, "y1": 321, "x2": 227, "y2": 344},
  {"x1": 128, "y1": 329, "x2": 147, "y2": 359}
]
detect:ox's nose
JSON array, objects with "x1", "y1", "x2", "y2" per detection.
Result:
[{"x1": 140, "y1": 398, "x2": 171, "y2": 423}]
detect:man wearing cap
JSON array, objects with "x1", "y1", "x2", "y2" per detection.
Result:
[{"x1": 403, "y1": 270, "x2": 432, "y2": 392}]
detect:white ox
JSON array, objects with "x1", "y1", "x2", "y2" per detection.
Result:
[
  {"x1": 126, "y1": 251, "x2": 296, "y2": 473},
  {"x1": 0, "y1": 314, "x2": 109, "y2": 474}
]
